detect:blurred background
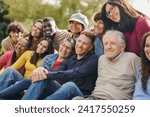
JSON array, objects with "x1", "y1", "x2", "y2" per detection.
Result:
[{"x1": 0, "y1": 0, "x2": 150, "y2": 42}]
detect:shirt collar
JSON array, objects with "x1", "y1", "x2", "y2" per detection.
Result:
[
  {"x1": 107, "y1": 51, "x2": 125, "y2": 62},
  {"x1": 72, "y1": 51, "x2": 94, "y2": 60}
]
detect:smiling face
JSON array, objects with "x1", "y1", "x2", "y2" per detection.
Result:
[
  {"x1": 144, "y1": 35, "x2": 150, "y2": 61},
  {"x1": 105, "y1": 3, "x2": 121, "y2": 23},
  {"x1": 69, "y1": 21, "x2": 83, "y2": 34},
  {"x1": 94, "y1": 20, "x2": 105, "y2": 35},
  {"x1": 103, "y1": 34, "x2": 125, "y2": 61},
  {"x1": 15, "y1": 38, "x2": 29, "y2": 56},
  {"x1": 36, "y1": 40, "x2": 49, "y2": 54},
  {"x1": 58, "y1": 40, "x2": 73, "y2": 59},
  {"x1": 31, "y1": 22, "x2": 43, "y2": 38},
  {"x1": 75, "y1": 34, "x2": 93, "y2": 59}
]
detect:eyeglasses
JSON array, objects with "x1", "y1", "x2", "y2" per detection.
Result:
[{"x1": 106, "y1": 5, "x2": 116, "y2": 18}]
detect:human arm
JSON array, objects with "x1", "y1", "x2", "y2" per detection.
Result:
[
  {"x1": 11, "y1": 51, "x2": 32, "y2": 70},
  {"x1": 133, "y1": 70, "x2": 150, "y2": 100},
  {"x1": 0, "y1": 51, "x2": 12, "y2": 69},
  {"x1": 30, "y1": 67, "x2": 48, "y2": 83},
  {"x1": 47, "y1": 55, "x2": 98, "y2": 81}
]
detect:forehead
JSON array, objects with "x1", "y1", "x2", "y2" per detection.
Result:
[
  {"x1": 78, "y1": 34, "x2": 92, "y2": 43},
  {"x1": 95, "y1": 19, "x2": 104, "y2": 23},
  {"x1": 62, "y1": 40, "x2": 72, "y2": 47},
  {"x1": 35, "y1": 22, "x2": 43, "y2": 27},
  {"x1": 18, "y1": 38, "x2": 26, "y2": 43},
  {"x1": 44, "y1": 20, "x2": 55, "y2": 27},
  {"x1": 105, "y1": 3, "x2": 114, "y2": 11},
  {"x1": 40, "y1": 40, "x2": 48, "y2": 45},
  {"x1": 145, "y1": 36, "x2": 150, "y2": 43},
  {"x1": 70, "y1": 20, "x2": 82, "y2": 25},
  {"x1": 103, "y1": 34, "x2": 118, "y2": 42}
]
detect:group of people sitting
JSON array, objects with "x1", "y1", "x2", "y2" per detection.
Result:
[{"x1": 0, "y1": 0, "x2": 150, "y2": 100}]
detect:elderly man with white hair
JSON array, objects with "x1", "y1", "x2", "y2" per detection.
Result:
[{"x1": 71, "y1": 30, "x2": 141, "y2": 100}]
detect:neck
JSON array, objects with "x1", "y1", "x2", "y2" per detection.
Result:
[
  {"x1": 77, "y1": 55, "x2": 85, "y2": 60},
  {"x1": 16, "y1": 53, "x2": 21, "y2": 59},
  {"x1": 56, "y1": 56, "x2": 65, "y2": 62},
  {"x1": 107, "y1": 52, "x2": 123, "y2": 62},
  {"x1": 33, "y1": 37, "x2": 39, "y2": 42},
  {"x1": 72, "y1": 33, "x2": 80, "y2": 38},
  {"x1": 98, "y1": 33, "x2": 103, "y2": 39}
]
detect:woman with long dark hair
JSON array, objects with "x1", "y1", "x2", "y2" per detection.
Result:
[
  {"x1": 0, "y1": 37, "x2": 76, "y2": 99},
  {"x1": 133, "y1": 31, "x2": 150, "y2": 100},
  {"x1": 101, "y1": 0, "x2": 150, "y2": 56},
  {"x1": 0, "y1": 37, "x2": 54, "y2": 91},
  {"x1": 28, "y1": 19, "x2": 43, "y2": 50}
]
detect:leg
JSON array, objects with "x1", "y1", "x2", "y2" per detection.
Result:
[
  {"x1": 22, "y1": 80, "x2": 61, "y2": 100},
  {"x1": 45, "y1": 82, "x2": 83, "y2": 100},
  {"x1": 0, "y1": 79, "x2": 31, "y2": 98},
  {"x1": 0, "y1": 68, "x2": 24, "y2": 91}
]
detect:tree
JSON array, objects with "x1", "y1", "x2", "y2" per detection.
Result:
[
  {"x1": 0, "y1": 0, "x2": 10, "y2": 42},
  {"x1": 3, "y1": 0, "x2": 105, "y2": 32}
]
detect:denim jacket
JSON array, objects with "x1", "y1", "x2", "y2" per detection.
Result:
[
  {"x1": 40, "y1": 54, "x2": 58, "y2": 71},
  {"x1": 133, "y1": 68, "x2": 150, "y2": 100},
  {"x1": 94, "y1": 35, "x2": 103, "y2": 57}
]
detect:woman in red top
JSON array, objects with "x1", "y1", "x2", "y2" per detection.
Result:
[
  {"x1": 0, "y1": 38, "x2": 29, "y2": 75},
  {"x1": 101, "y1": 0, "x2": 150, "y2": 56}
]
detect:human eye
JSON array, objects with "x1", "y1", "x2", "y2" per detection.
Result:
[{"x1": 145, "y1": 43, "x2": 150, "y2": 48}]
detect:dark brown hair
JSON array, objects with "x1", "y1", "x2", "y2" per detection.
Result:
[
  {"x1": 7, "y1": 21, "x2": 24, "y2": 35},
  {"x1": 101, "y1": 0, "x2": 149, "y2": 33},
  {"x1": 28, "y1": 19, "x2": 43, "y2": 50},
  {"x1": 141, "y1": 31, "x2": 150, "y2": 90},
  {"x1": 30, "y1": 38, "x2": 54, "y2": 66}
]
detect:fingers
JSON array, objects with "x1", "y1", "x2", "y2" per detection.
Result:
[{"x1": 31, "y1": 68, "x2": 48, "y2": 83}]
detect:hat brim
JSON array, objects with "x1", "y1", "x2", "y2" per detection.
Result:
[{"x1": 68, "y1": 18, "x2": 84, "y2": 26}]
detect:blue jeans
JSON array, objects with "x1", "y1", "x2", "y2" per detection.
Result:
[
  {"x1": 0, "y1": 79, "x2": 31, "y2": 99},
  {"x1": 22, "y1": 80, "x2": 61, "y2": 100},
  {"x1": 45, "y1": 82, "x2": 83, "y2": 100},
  {"x1": 0, "y1": 67, "x2": 24, "y2": 91}
]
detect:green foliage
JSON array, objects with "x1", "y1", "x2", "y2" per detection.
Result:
[
  {"x1": 0, "y1": 0, "x2": 10, "y2": 41},
  {"x1": 3, "y1": 0, "x2": 106, "y2": 32}
]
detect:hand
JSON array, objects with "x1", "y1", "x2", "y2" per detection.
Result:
[{"x1": 30, "y1": 67, "x2": 48, "y2": 83}]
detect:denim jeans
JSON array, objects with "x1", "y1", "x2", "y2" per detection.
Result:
[
  {"x1": 45, "y1": 82, "x2": 83, "y2": 100},
  {"x1": 0, "y1": 79, "x2": 31, "y2": 99},
  {"x1": 0, "y1": 67, "x2": 24, "y2": 91},
  {"x1": 22, "y1": 80, "x2": 61, "y2": 100}
]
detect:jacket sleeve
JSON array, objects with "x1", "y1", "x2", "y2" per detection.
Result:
[
  {"x1": 47, "y1": 56, "x2": 98, "y2": 81},
  {"x1": 133, "y1": 70, "x2": 150, "y2": 100},
  {"x1": 11, "y1": 51, "x2": 31, "y2": 70}
]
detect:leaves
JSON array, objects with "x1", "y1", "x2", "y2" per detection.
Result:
[{"x1": 2, "y1": 0, "x2": 105, "y2": 34}]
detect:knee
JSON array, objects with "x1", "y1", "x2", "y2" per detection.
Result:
[
  {"x1": 5, "y1": 67, "x2": 18, "y2": 74},
  {"x1": 62, "y1": 82, "x2": 77, "y2": 90}
]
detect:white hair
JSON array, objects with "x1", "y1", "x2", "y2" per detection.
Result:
[{"x1": 103, "y1": 30, "x2": 126, "y2": 46}]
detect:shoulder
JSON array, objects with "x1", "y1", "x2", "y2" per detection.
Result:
[
  {"x1": 56, "y1": 29, "x2": 70, "y2": 36},
  {"x1": 136, "y1": 16, "x2": 150, "y2": 27},
  {"x1": 123, "y1": 52, "x2": 140, "y2": 58},
  {"x1": 1, "y1": 50, "x2": 14, "y2": 58},
  {"x1": 1, "y1": 37, "x2": 10, "y2": 44},
  {"x1": 87, "y1": 52, "x2": 98, "y2": 60},
  {"x1": 22, "y1": 51, "x2": 33, "y2": 56},
  {"x1": 122, "y1": 52, "x2": 141, "y2": 63},
  {"x1": 44, "y1": 54, "x2": 58, "y2": 60},
  {"x1": 99, "y1": 54, "x2": 105, "y2": 60}
]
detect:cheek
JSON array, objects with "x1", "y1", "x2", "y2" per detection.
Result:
[{"x1": 43, "y1": 48, "x2": 48, "y2": 52}]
